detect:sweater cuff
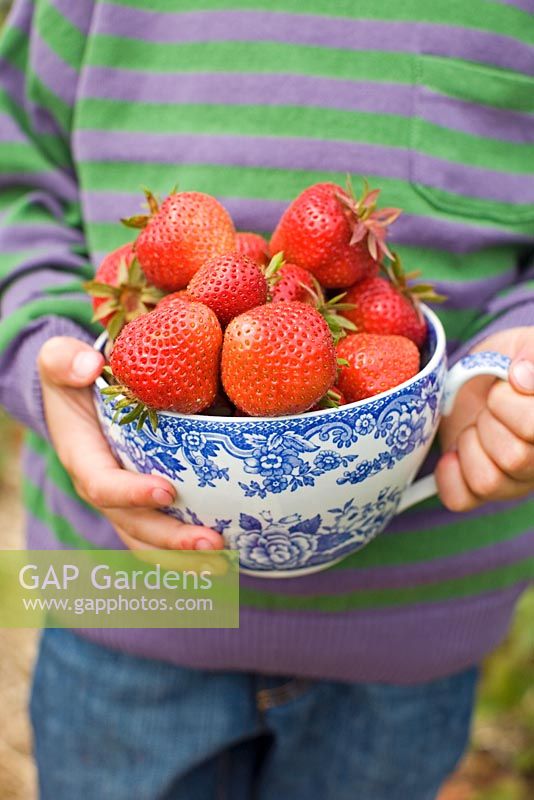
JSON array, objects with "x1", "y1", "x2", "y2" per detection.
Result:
[
  {"x1": 450, "y1": 300, "x2": 534, "y2": 364},
  {"x1": 0, "y1": 315, "x2": 95, "y2": 440}
]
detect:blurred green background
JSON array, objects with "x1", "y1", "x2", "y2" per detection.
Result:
[{"x1": 0, "y1": 0, "x2": 532, "y2": 796}]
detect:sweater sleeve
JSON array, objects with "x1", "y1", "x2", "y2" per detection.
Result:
[
  {"x1": 451, "y1": 254, "x2": 534, "y2": 362},
  {"x1": 0, "y1": 0, "x2": 98, "y2": 438}
]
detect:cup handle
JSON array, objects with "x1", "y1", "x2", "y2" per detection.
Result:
[{"x1": 396, "y1": 351, "x2": 511, "y2": 514}]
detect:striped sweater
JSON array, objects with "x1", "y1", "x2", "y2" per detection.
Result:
[{"x1": 0, "y1": 0, "x2": 533, "y2": 683}]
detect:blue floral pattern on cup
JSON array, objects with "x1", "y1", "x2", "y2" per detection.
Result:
[
  {"x1": 166, "y1": 487, "x2": 402, "y2": 571},
  {"x1": 458, "y1": 352, "x2": 511, "y2": 372},
  {"x1": 98, "y1": 369, "x2": 442, "y2": 500}
]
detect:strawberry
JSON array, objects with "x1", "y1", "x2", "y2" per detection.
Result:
[
  {"x1": 221, "y1": 302, "x2": 337, "y2": 416},
  {"x1": 105, "y1": 300, "x2": 223, "y2": 427},
  {"x1": 270, "y1": 261, "x2": 316, "y2": 304},
  {"x1": 123, "y1": 190, "x2": 236, "y2": 292},
  {"x1": 187, "y1": 252, "x2": 268, "y2": 327},
  {"x1": 235, "y1": 232, "x2": 270, "y2": 266},
  {"x1": 336, "y1": 333, "x2": 420, "y2": 402},
  {"x1": 270, "y1": 179, "x2": 401, "y2": 288},
  {"x1": 340, "y1": 254, "x2": 444, "y2": 348},
  {"x1": 157, "y1": 289, "x2": 192, "y2": 309},
  {"x1": 265, "y1": 252, "x2": 356, "y2": 344},
  {"x1": 84, "y1": 244, "x2": 162, "y2": 339},
  {"x1": 341, "y1": 277, "x2": 426, "y2": 347}
]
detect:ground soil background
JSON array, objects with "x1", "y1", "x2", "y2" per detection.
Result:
[
  {"x1": 0, "y1": 412, "x2": 533, "y2": 799},
  {"x1": 0, "y1": 420, "x2": 37, "y2": 799}
]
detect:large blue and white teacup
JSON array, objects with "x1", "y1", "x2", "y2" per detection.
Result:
[{"x1": 94, "y1": 307, "x2": 510, "y2": 578}]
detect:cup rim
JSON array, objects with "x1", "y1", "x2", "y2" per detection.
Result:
[{"x1": 94, "y1": 304, "x2": 446, "y2": 423}]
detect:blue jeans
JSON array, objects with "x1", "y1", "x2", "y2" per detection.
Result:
[{"x1": 30, "y1": 628, "x2": 477, "y2": 800}]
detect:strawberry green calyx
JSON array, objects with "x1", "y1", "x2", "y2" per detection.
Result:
[
  {"x1": 383, "y1": 252, "x2": 447, "y2": 306},
  {"x1": 120, "y1": 214, "x2": 150, "y2": 230},
  {"x1": 144, "y1": 187, "x2": 161, "y2": 215},
  {"x1": 84, "y1": 256, "x2": 163, "y2": 340},
  {"x1": 120, "y1": 187, "x2": 162, "y2": 229},
  {"x1": 302, "y1": 279, "x2": 357, "y2": 345},
  {"x1": 318, "y1": 290, "x2": 357, "y2": 345},
  {"x1": 314, "y1": 387, "x2": 344, "y2": 410},
  {"x1": 100, "y1": 366, "x2": 159, "y2": 432},
  {"x1": 263, "y1": 251, "x2": 286, "y2": 287},
  {"x1": 336, "y1": 177, "x2": 402, "y2": 261}
]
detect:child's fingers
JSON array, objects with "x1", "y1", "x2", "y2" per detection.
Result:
[
  {"x1": 476, "y1": 408, "x2": 534, "y2": 482},
  {"x1": 73, "y1": 467, "x2": 177, "y2": 510},
  {"x1": 456, "y1": 426, "x2": 531, "y2": 502},
  {"x1": 57, "y1": 401, "x2": 178, "y2": 510},
  {"x1": 435, "y1": 450, "x2": 481, "y2": 512},
  {"x1": 39, "y1": 336, "x2": 104, "y2": 388},
  {"x1": 487, "y1": 381, "x2": 534, "y2": 444},
  {"x1": 436, "y1": 425, "x2": 526, "y2": 512},
  {"x1": 510, "y1": 356, "x2": 534, "y2": 395},
  {"x1": 108, "y1": 511, "x2": 224, "y2": 551},
  {"x1": 42, "y1": 379, "x2": 178, "y2": 510}
]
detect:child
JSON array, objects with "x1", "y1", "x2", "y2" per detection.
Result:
[{"x1": 0, "y1": 1, "x2": 533, "y2": 797}]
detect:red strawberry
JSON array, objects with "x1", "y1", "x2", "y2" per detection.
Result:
[
  {"x1": 270, "y1": 180, "x2": 400, "y2": 288},
  {"x1": 157, "y1": 289, "x2": 192, "y2": 309},
  {"x1": 106, "y1": 300, "x2": 223, "y2": 425},
  {"x1": 270, "y1": 262, "x2": 316, "y2": 304},
  {"x1": 235, "y1": 232, "x2": 270, "y2": 266},
  {"x1": 341, "y1": 277, "x2": 427, "y2": 347},
  {"x1": 340, "y1": 254, "x2": 444, "y2": 347},
  {"x1": 124, "y1": 190, "x2": 236, "y2": 292},
  {"x1": 187, "y1": 252, "x2": 268, "y2": 327},
  {"x1": 336, "y1": 333, "x2": 420, "y2": 402},
  {"x1": 84, "y1": 244, "x2": 162, "y2": 339},
  {"x1": 221, "y1": 302, "x2": 337, "y2": 416},
  {"x1": 265, "y1": 253, "x2": 356, "y2": 344},
  {"x1": 88, "y1": 243, "x2": 134, "y2": 326}
]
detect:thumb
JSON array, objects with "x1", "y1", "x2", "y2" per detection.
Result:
[
  {"x1": 38, "y1": 336, "x2": 105, "y2": 388},
  {"x1": 509, "y1": 340, "x2": 534, "y2": 395}
]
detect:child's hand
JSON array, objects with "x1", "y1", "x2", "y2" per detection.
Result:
[
  {"x1": 436, "y1": 326, "x2": 534, "y2": 511},
  {"x1": 37, "y1": 337, "x2": 224, "y2": 551}
]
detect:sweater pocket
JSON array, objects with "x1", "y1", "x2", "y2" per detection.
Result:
[{"x1": 410, "y1": 56, "x2": 534, "y2": 224}]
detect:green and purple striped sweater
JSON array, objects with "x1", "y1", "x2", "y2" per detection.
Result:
[{"x1": 0, "y1": 0, "x2": 533, "y2": 682}]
